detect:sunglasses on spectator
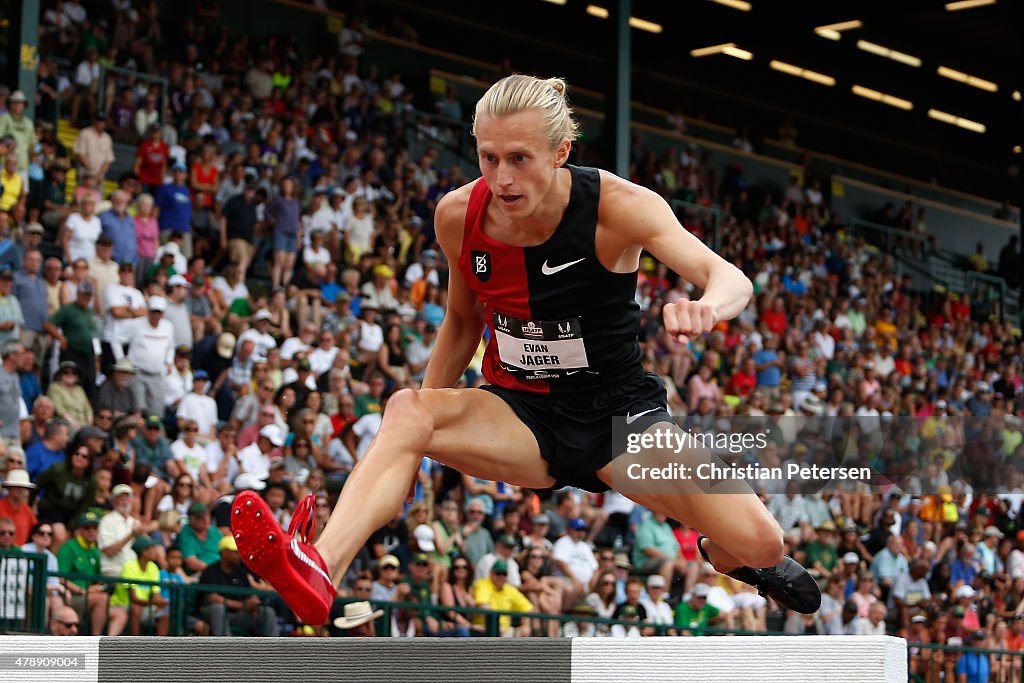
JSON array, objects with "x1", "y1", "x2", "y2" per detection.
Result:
[
  {"x1": 453, "y1": 564, "x2": 469, "y2": 570},
  {"x1": 185, "y1": 427, "x2": 198, "y2": 432},
  {"x1": 468, "y1": 509, "x2": 484, "y2": 515},
  {"x1": 413, "y1": 560, "x2": 430, "y2": 566},
  {"x1": 177, "y1": 482, "x2": 194, "y2": 488},
  {"x1": 0, "y1": 530, "x2": 14, "y2": 537},
  {"x1": 529, "y1": 554, "x2": 544, "y2": 560},
  {"x1": 493, "y1": 571, "x2": 508, "y2": 576},
  {"x1": 600, "y1": 555, "x2": 614, "y2": 561},
  {"x1": 35, "y1": 529, "x2": 53, "y2": 536},
  {"x1": 73, "y1": 450, "x2": 90, "y2": 458},
  {"x1": 81, "y1": 524, "x2": 98, "y2": 530},
  {"x1": 55, "y1": 620, "x2": 79, "y2": 628},
  {"x1": 601, "y1": 580, "x2": 615, "y2": 586},
  {"x1": 97, "y1": 414, "x2": 113, "y2": 421}
]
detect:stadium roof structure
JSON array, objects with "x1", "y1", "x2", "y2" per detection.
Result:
[{"x1": 381, "y1": 0, "x2": 1023, "y2": 201}]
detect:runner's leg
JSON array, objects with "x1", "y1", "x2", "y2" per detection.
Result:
[
  {"x1": 597, "y1": 423, "x2": 783, "y2": 573},
  {"x1": 314, "y1": 387, "x2": 555, "y2": 584}
]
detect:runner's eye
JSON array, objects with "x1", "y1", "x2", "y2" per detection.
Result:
[{"x1": 514, "y1": 154, "x2": 527, "y2": 163}]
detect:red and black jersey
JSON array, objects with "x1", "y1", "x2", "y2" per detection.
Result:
[{"x1": 457, "y1": 165, "x2": 642, "y2": 395}]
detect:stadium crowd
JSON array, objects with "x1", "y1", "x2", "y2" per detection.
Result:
[{"x1": 0, "y1": 2, "x2": 1023, "y2": 679}]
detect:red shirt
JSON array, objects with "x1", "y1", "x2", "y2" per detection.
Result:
[
  {"x1": 136, "y1": 140, "x2": 169, "y2": 186},
  {"x1": 762, "y1": 309, "x2": 788, "y2": 336},
  {"x1": 675, "y1": 527, "x2": 699, "y2": 561},
  {"x1": 0, "y1": 498, "x2": 38, "y2": 546},
  {"x1": 728, "y1": 370, "x2": 757, "y2": 397}
]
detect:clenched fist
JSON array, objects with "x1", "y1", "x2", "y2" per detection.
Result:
[{"x1": 663, "y1": 298, "x2": 717, "y2": 344}]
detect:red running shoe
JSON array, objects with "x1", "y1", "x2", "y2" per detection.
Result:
[{"x1": 231, "y1": 490, "x2": 336, "y2": 625}]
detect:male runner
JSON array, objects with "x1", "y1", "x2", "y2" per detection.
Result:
[{"x1": 232, "y1": 75, "x2": 820, "y2": 625}]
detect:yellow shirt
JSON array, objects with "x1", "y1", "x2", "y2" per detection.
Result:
[
  {"x1": 0, "y1": 170, "x2": 23, "y2": 211},
  {"x1": 471, "y1": 578, "x2": 534, "y2": 631},
  {"x1": 111, "y1": 558, "x2": 161, "y2": 607}
]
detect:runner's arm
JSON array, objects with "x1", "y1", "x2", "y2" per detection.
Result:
[
  {"x1": 601, "y1": 175, "x2": 753, "y2": 336},
  {"x1": 422, "y1": 187, "x2": 486, "y2": 389}
]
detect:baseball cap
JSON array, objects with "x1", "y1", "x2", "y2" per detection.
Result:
[
  {"x1": 193, "y1": 369, "x2": 210, "y2": 381},
  {"x1": 218, "y1": 535, "x2": 238, "y2": 552},
  {"x1": 233, "y1": 473, "x2": 266, "y2": 492},
  {"x1": 168, "y1": 274, "x2": 191, "y2": 288},
  {"x1": 78, "y1": 280, "x2": 95, "y2": 295},
  {"x1": 259, "y1": 424, "x2": 285, "y2": 447},
  {"x1": 956, "y1": 585, "x2": 976, "y2": 599},
  {"x1": 78, "y1": 511, "x2": 101, "y2": 527},
  {"x1": 175, "y1": 345, "x2": 191, "y2": 357},
  {"x1": 569, "y1": 518, "x2": 587, "y2": 531},
  {"x1": 132, "y1": 535, "x2": 158, "y2": 553},
  {"x1": 411, "y1": 552, "x2": 430, "y2": 565},
  {"x1": 842, "y1": 552, "x2": 860, "y2": 564},
  {"x1": 216, "y1": 332, "x2": 236, "y2": 359},
  {"x1": 496, "y1": 534, "x2": 517, "y2": 548},
  {"x1": 413, "y1": 524, "x2": 436, "y2": 552},
  {"x1": 172, "y1": 162, "x2": 187, "y2": 172},
  {"x1": 253, "y1": 309, "x2": 273, "y2": 322},
  {"x1": 492, "y1": 559, "x2": 509, "y2": 574},
  {"x1": 144, "y1": 414, "x2": 162, "y2": 429},
  {"x1": 147, "y1": 296, "x2": 167, "y2": 312},
  {"x1": 25, "y1": 222, "x2": 44, "y2": 235},
  {"x1": 532, "y1": 514, "x2": 550, "y2": 525},
  {"x1": 379, "y1": 554, "x2": 400, "y2": 569},
  {"x1": 8, "y1": 90, "x2": 27, "y2": 103},
  {"x1": 911, "y1": 614, "x2": 928, "y2": 624},
  {"x1": 268, "y1": 457, "x2": 286, "y2": 470},
  {"x1": 78, "y1": 425, "x2": 108, "y2": 441},
  {"x1": 188, "y1": 502, "x2": 209, "y2": 517},
  {"x1": 118, "y1": 261, "x2": 135, "y2": 272},
  {"x1": 952, "y1": 605, "x2": 967, "y2": 617},
  {"x1": 647, "y1": 574, "x2": 666, "y2": 589},
  {"x1": 985, "y1": 526, "x2": 1004, "y2": 539},
  {"x1": 112, "y1": 484, "x2": 134, "y2": 498},
  {"x1": 0, "y1": 268, "x2": 12, "y2": 281},
  {"x1": 692, "y1": 583, "x2": 710, "y2": 597},
  {"x1": 373, "y1": 264, "x2": 394, "y2": 278},
  {"x1": 297, "y1": 358, "x2": 312, "y2": 372}
]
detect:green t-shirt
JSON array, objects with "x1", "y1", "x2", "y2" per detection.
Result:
[
  {"x1": 632, "y1": 518, "x2": 679, "y2": 569},
  {"x1": 111, "y1": 558, "x2": 161, "y2": 607},
  {"x1": 674, "y1": 601, "x2": 720, "y2": 635},
  {"x1": 56, "y1": 537, "x2": 101, "y2": 591},
  {"x1": 803, "y1": 540, "x2": 839, "y2": 573},
  {"x1": 354, "y1": 393, "x2": 382, "y2": 418},
  {"x1": 49, "y1": 303, "x2": 97, "y2": 357},
  {"x1": 177, "y1": 525, "x2": 223, "y2": 570},
  {"x1": 401, "y1": 577, "x2": 435, "y2": 616}
]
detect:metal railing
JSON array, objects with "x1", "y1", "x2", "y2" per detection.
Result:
[
  {"x1": 2, "y1": 551, "x2": 1023, "y2": 680},
  {"x1": 0, "y1": 551, "x2": 48, "y2": 633}
]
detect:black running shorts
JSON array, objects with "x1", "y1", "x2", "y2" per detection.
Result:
[{"x1": 479, "y1": 371, "x2": 671, "y2": 492}]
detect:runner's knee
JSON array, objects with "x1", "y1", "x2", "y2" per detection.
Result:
[
  {"x1": 382, "y1": 388, "x2": 435, "y2": 450},
  {"x1": 740, "y1": 517, "x2": 784, "y2": 568}
]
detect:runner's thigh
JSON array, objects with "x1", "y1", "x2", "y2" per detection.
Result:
[{"x1": 418, "y1": 388, "x2": 556, "y2": 489}]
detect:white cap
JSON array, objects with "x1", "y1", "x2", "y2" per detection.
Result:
[
  {"x1": 168, "y1": 274, "x2": 191, "y2": 288},
  {"x1": 691, "y1": 583, "x2": 710, "y2": 597},
  {"x1": 258, "y1": 424, "x2": 285, "y2": 447},
  {"x1": 254, "y1": 309, "x2": 273, "y2": 321},
  {"x1": 842, "y1": 552, "x2": 860, "y2": 564},
  {"x1": 413, "y1": 524, "x2": 436, "y2": 552},
  {"x1": 233, "y1": 473, "x2": 266, "y2": 492},
  {"x1": 112, "y1": 484, "x2": 134, "y2": 498},
  {"x1": 647, "y1": 574, "x2": 666, "y2": 589},
  {"x1": 956, "y1": 585, "x2": 976, "y2": 599},
  {"x1": 147, "y1": 296, "x2": 167, "y2": 312}
]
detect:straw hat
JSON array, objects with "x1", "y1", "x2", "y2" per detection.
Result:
[{"x1": 333, "y1": 601, "x2": 384, "y2": 629}]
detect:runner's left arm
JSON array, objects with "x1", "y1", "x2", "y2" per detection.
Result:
[{"x1": 601, "y1": 175, "x2": 752, "y2": 341}]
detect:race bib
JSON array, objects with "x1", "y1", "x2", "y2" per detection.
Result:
[{"x1": 493, "y1": 311, "x2": 589, "y2": 380}]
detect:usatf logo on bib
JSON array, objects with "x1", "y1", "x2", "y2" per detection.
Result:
[{"x1": 471, "y1": 250, "x2": 491, "y2": 282}]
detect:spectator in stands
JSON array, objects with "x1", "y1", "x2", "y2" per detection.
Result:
[
  {"x1": 96, "y1": 359, "x2": 141, "y2": 416},
  {"x1": 674, "y1": 583, "x2": 719, "y2": 636},
  {"x1": 0, "y1": 91, "x2": 37, "y2": 183},
  {"x1": 46, "y1": 361, "x2": 93, "y2": 430},
  {"x1": 73, "y1": 112, "x2": 114, "y2": 181},
  {"x1": 99, "y1": 190, "x2": 136, "y2": 265},
  {"x1": 62, "y1": 195, "x2": 101, "y2": 265},
  {"x1": 13, "y1": 248, "x2": 48, "y2": 363},
  {"x1": 220, "y1": 179, "x2": 259, "y2": 277},
  {"x1": 48, "y1": 604, "x2": 81, "y2": 636},
  {"x1": 178, "y1": 502, "x2": 222, "y2": 576},
  {"x1": 127, "y1": 296, "x2": 175, "y2": 418},
  {"x1": 472, "y1": 559, "x2": 533, "y2": 637},
  {"x1": 201, "y1": 535, "x2": 277, "y2": 636},
  {"x1": 25, "y1": 417, "x2": 69, "y2": 479},
  {"x1": 0, "y1": 469, "x2": 37, "y2": 546},
  {"x1": 552, "y1": 518, "x2": 598, "y2": 600},
  {"x1": 36, "y1": 444, "x2": 95, "y2": 545},
  {"x1": 111, "y1": 534, "x2": 168, "y2": 635},
  {"x1": 269, "y1": 176, "x2": 302, "y2": 289},
  {"x1": 156, "y1": 163, "x2": 193, "y2": 256}
]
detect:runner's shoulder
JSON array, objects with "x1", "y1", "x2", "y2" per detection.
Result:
[{"x1": 435, "y1": 179, "x2": 483, "y2": 254}]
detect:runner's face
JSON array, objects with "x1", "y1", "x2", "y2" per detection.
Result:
[{"x1": 475, "y1": 109, "x2": 569, "y2": 218}]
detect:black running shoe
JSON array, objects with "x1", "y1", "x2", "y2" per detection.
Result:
[{"x1": 698, "y1": 536, "x2": 821, "y2": 614}]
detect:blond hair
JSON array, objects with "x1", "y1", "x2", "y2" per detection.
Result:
[{"x1": 472, "y1": 75, "x2": 580, "y2": 148}]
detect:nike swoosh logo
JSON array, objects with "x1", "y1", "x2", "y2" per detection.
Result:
[
  {"x1": 541, "y1": 258, "x2": 585, "y2": 275},
  {"x1": 625, "y1": 407, "x2": 659, "y2": 424}
]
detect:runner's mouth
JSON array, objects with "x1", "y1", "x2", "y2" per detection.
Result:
[{"x1": 499, "y1": 194, "x2": 523, "y2": 205}]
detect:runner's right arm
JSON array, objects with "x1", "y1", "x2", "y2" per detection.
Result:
[{"x1": 421, "y1": 185, "x2": 486, "y2": 390}]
